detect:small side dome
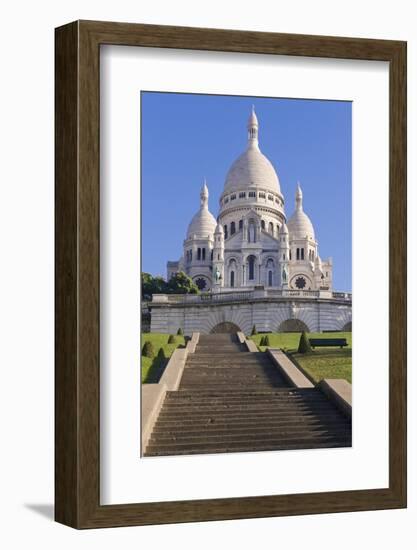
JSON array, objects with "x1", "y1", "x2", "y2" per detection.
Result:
[
  {"x1": 187, "y1": 210, "x2": 217, "y2": 238},
  {"x1": 186, "y1": 180, "x2": 217, "y2": 239},
  {"x1": 287, "y1": 183, "x2": 315, "y2": 240}
]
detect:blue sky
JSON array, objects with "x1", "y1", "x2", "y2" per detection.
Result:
[{"x1": 141, "y1": 92, "x2": 352, "y2": 292}]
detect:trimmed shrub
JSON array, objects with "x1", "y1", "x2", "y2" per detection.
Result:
[
  {"x1": 263, "y1": 335, "x2": 270, "y2": 347},
  {"x1": 157, "y1": 347, "x2": 166, "y2": 361},
  {"x1": 167, "y1": 334, "x2": 176, "y2": 344},
  {"x1": 298, "y1": 331, "x2": 312, "y2": 354},
  {"x1": 259, "y1": 336, "x2": 266, "y2": 346},
  {"x1": 142, "y1": 340, "x2": 155, "y2": 358},
  {"x1": 177, "y1": 327, "x2": 184, "y2": 335},
  {"x1": 251, "y1": 324, "x2": 258, "y2": 336}
]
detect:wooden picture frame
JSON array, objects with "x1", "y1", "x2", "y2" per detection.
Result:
[{"x1": 55, "y1": 20, "x2": 407, "y2": 528}]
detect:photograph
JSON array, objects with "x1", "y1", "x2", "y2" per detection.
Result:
[{"x1": 141, "y1": 92, "x2": 352, "y2": 457}]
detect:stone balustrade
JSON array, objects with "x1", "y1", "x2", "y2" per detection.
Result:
[{"x1": 151, "y1": 288, "x2": 351, "y2": 305}]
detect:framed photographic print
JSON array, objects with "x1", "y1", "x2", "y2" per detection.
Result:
[{"x1": 55, "y1": 20, "x2": 406, "y2": 528}]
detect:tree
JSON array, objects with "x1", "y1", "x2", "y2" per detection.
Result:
[
  {"x1": 167, "y1": 334, "x2": 176, "y2": 344},
  {"x1": 141, "y1": 271, "x2": 199, "y2": 299},
  {"x1": 141, "y1": 272, "x2": 166, "y2": 300},
  {"x1": 263, "y1": 335, "x2": 270, "y2": 347},
  {"x1": 166, "y1": 271, "x2": 199, "y2": 294},
  {"x1": 251, "y1": 325, "x2": 258, "y2": 336},
  {"x1": 142, "y1": 340, "x2": 155, "y2": 358},
  {"x1": 177, "y1": 327, "x2": 184, "y2": 336},
  {"x1": 298, "y1": 331, "x2": 312, "y2": 354}
]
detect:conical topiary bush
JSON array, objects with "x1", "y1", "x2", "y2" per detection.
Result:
[
  {"x1": 177, "y1": 327, "x2": 183, "y2": 336},
  {"x1": 298, "y1": 331, "x2": 312, "y2": 354},
  {"x1": 263, "y1": 335, "x2": 270, "y2": 347},
  {"x1": 142, "y1": 340, "x2": 155, "y2": 358},
  {"x1": 167, "y1": 334, "x2": 176, "y2": 344},
  {"x1": 251, "y1": 324, "x2": 257, "y2": 336},
  {"x1": 157, "y1": 347, "x2": 166, "y2": 361}
]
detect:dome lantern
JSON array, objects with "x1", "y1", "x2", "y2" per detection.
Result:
[
  {"x1": 247, "y1": 105, "x2": 259, "y2": 148},
  {"x1": 200, "y1": 179, "x2": 209, "y2": 209}
]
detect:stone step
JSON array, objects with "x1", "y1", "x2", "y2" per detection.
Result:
[
  {"x1": 146, "y1": 435, "x2": 351, "y2": 456},
  {"x1": 179, "y1": 384, "x2": 288, "y2": 390},
  {"x1": 150, "y1": 427, "x2": 351, "y2": 445},
  {"x1": 153, "y1": 417, "x2": 349, "y2": 432},
  {"x1": 178, "y1": 383, "x2": 288, "y2": 389},
  {"x1": 180, "y1": 375, "x2": 285, "y2": 380},
  {"x1": 181, "y1": 369, "x2": 285, "y2": 377},
  {"x1": 185, "y1": 359, "x2": 272, "y2": 366},
  {"x1": 156, "y1": 406, "x2": 342, "y2": 420},
  {"x1": 163, "y1": 393, "x2": 329, "y2": 405},
  {"x1": 145, "y1": 440, "x2": 350, "y2": 456},
  {"x1": 160, "y1": 401, "x2": 335, "y2": 412},
  {"x1": 155, "y1": 415, "x2": 350, "y2": 429},
  {"x1": 186, "y1": 359, "x2": 276, "y2": 364},
  {"x1": 166, "y1": 389, "x2": 317, "y2": 398},
  {"x1": 189, "y1": 354, "x2": 262, "y2": 358}
]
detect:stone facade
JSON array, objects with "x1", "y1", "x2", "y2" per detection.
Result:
[
  {"x1": 159, "y1": 107, "x2": 351, "y2": 335},
  {"x1": 167, "y1": 107, "x2": 333, "y2": 294},
  {"x1": 150, "y1": 290, "x2": 352, "y2": 335}
]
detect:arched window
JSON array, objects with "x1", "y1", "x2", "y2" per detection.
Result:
[
  {"x1": 248, "y1": 220, "x2": 256, "y2": 242},
  {"x1": 202, "y1": 248, "x2": 206, "y2": 261},
  {"x1": 261, "y1": 220, "x2": 266, "y2": 230},
  {"x1": 268, "y1": 270, "x2": 273, "y2": 286},
  {"x1": 289, "y1": 250, "x2": 292, "y2": 260},
  {"x1": 197, "y1": 248, "x2": 201, "y2": 261},
  {"x1": 230, "y1": 270, "x2": 235, "y2": 288},
  {"x1": 296, "y1": 248, "x2": 300, "y2": 260},
  {"x1": 224, "y1": 225, "x2": 228, "y2": 239},
  {"x1": 312, "y1": 250, "x2": 315, "y2": 261},
  {"x1": 230, "y1": 221, "x2": 236, "y2": 235},
  {"x1": 276, "y1": 224, "x2": 280, "y2": 235},
  {"x1": 211, "y1": 249, "x2": 213, "y2": 260},
  {"x1": 282, "y1": 253, "x2": 285, "y2": 260},
  {"x1": 301, "y1": 248, "x2": 304, "y2": 260},
  {"x1": 239, "y1": 219, "x2": 243, "y2": 230},
  {"x1": 190, "y1": 250, "x2": 192, "y2": 261},
  {"x1": 248, "y1": 255, "x2": 255, "y2": 280},
  {"x1": 268, "y1": 222, "x2": 274, "y2": 235}
]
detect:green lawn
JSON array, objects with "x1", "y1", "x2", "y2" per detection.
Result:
[
  {"x1": 141, "y1": 333, "x2": 185, "y2": 383},
  {"x1": 250, "y1": 332, "x2": 352, "y2": 384}
]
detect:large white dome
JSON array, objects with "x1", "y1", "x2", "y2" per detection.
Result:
[
  {"x1": 223, "y1": 147, "x2": 281, "y2": 194},
  {"x1": 287, "y1": 184, "x2": 315, "y2": 240}
]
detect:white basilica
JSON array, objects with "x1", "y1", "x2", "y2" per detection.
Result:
[{"x1": 167, "y1": 107, "x2": 333, "y2": 293}]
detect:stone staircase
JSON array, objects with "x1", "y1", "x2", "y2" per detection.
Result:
[{"x1": 144, "y1": 334, "x2": 351, "y2": 457}]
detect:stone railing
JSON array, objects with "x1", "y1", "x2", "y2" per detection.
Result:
[{"x1": 152, "y1": 288, "x2": 351, "y2": 305}]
